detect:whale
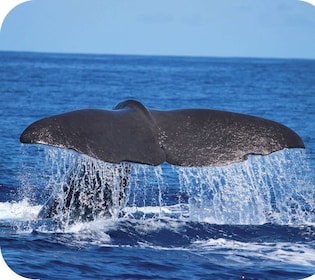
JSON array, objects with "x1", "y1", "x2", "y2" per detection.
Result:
[
  {"x1": 20, "y1": 100, "x2": 305, "y2": 222},
  {"x1": 20, "y1": 99, "x2": 304, "y2": 167}
]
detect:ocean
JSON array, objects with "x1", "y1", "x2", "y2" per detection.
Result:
[{"x1": 0, "y1": 51, "x2": 314, "y2": 279}]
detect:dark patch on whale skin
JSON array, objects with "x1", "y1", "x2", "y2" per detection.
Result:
[{"x1": 20, "y1": 99, "x2": 305, "y2": 167}]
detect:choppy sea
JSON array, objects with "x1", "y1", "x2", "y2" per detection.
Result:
[{"x1": 0, "y1": 51, "x2": 314, "y2": 279}]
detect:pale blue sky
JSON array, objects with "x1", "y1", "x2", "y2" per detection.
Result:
[{"x1": 0, "y1": 0, "x2": 315, "y2": 59}]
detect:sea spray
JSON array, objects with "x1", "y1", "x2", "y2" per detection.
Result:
[
  {"x1": 40, "y1": 148, "x2": 130, "y2": 224},
  {"x1": 19, "y1": 146, "x2": 314, "y2": 226},
  {"x1": 176, "y1": 149, "x2": 314, "y2": 224}
]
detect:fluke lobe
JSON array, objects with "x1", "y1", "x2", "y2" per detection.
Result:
[{"x1": 20, "y1": 100, "x2": 305, "y2": 167}]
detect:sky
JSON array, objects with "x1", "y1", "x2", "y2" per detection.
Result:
[{"x1": 0, "y1": 0, "x2": 315, "y2": 59}]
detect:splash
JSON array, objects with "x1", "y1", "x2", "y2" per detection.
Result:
[
  {"x1": 175, "y1": 149, "x2": 314, "y2": 225},
  {"x1": 19, "y1": 146, "x2": 314, "y2": 226},
  {"x1": 0, "y1": 200, "x2": 41, "y2": 221},
  {"x1": 37, "y1": 148, "x2": 130, "y2": 224}
]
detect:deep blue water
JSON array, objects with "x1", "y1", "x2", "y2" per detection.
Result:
[{"x1": 0, "y1": 51, "x2": 314, "y2": 279}]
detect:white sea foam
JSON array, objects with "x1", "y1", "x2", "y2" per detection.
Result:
[
  {"x1": 191, "y1": 238, "x2": 315, "y2": 266},
  {"x1": 0, "y1": 200, "x2": 41, "y2": 221}
]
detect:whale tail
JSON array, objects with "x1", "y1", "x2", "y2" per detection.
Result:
[{"x1": 20, "y1": 100, "x2": 305, "y2": 167}]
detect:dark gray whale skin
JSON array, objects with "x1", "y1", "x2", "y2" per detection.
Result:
[{"x1": 20, "y1": 99, "x2": 305, "y2": 167}]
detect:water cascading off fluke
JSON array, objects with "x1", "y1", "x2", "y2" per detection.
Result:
[
  {"x1": 175, "y1": 149, "x2": 314, "y2": 225},
  {"x1": 20, "y1": 146, "x2": 314, "y2": 226}
]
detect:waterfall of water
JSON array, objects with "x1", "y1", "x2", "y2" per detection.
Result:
[
  {"x1": 175, "y1": 149, "x2": 314, "y2": 225},
  {"x1": 20, "y1": 146, "x2": 314, "y2": 226},
  {"x1": 31, "y1": 148, "x2": 130, "y2": 224}
]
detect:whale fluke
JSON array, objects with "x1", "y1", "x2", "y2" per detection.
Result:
[{"x1": 20, "y1": 100, "x2": 305, "y2": 167}]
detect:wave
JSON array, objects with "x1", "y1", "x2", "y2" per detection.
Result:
[
  {"x1": 1, "y1": 199, "x2": 314, "y2": 239},
  {"x1": 0, "y1": 197, "x2": 314, "y2": 273},
  {"x1": 1, "y1": 202, "x2": 314, "y2": 273},
  {"x1": 190, "y1": 238, "x2": 315, "y2": 267}
]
